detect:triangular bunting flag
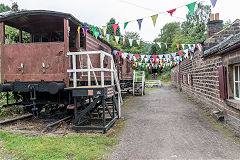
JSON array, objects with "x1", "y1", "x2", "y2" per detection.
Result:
[
  {"x1": 137, "y1": 40, "x2": 141, "y2": 46},
  {"x1": 187, "y1": 2, "x2": 196, "y2": 17},
  {"x1": 77, "y1": 26, "x2": 80, "y2": 34},
  {"x1": 146, "y1": 55, "x2": 151, "y2": 61},
  {"x1": 151, "y1": 14, "x2": 158, "y2": 27},
  {"x1": 129, "y1": 39, "x2": 133, "y2": 46},
  {"x1": 129, "y1": 53, "x2": 133, "y2": 60},
  {"x1": 167, "y1": 8, "x2": 176, "y2": 16},
  {"x1": 94, "y1": 32, "x2": 99, "y2": 39},
  {"x1": 181, "y1": 44, "x2": 185, "y2": 49},
  {"x1": 112, "y1": 24, "x2": 118, "y2": 35},
  {"x1": 106, "y1": 34, "x2": 110, "y2": 41},
  {"x1": 210, "y1": 0, "x2": 217, "y2": 8},
  {"x1": 157, "y1": 42, "x2": 161, "y2": 48},
  {"x1": 184, "y1": 49, "x2": 188, "y2": 55},
  {"x1": 124, "y1": 22, "x2": 129, "y2": 29},
  {"x1": 188, "y1": 44, "x2": 191, "y2": 48},
  {"x1": 102, "y1": 26, "x2": 107, "y2": 36},
  {"x1": 178, "y1": 51, "x2": 183, "y2": 56},
  {"x1": 137, "y1": 19, "x2": 143, "y2": 31},
  {"x1": 123, "y1": 37, "x2": 125, "y2": 46},
  {"x1": 134, "y1": 54, "x2": 140, "y2": 59},
  {"x1": 171, "y1": 53, "x2": 176, "y2": 58},
  {"x1": 159, "y1": 55, "x2": 163, "y2": 59},
  {"x1": 115, "y1": 36, "x2": 119, "y2": 43},
  {"x1": 118, "y1": 52, "x2": 123, "y2": 57},
  {"x1": 190, "y1": 47, "x2": 195, "y2": 53},
  {"x1": 92, "y1": 27, "x2": 96, "y2": 36},
  {"x1": 82, "y1": 26, "x2": 88, "y2": 36},
  {"x1": 99, "y1": 30, "x2": 102, "y2": 38},
  {"x1": 113, "y1": 50, "x2": 118, "y2": 55},
  {"x1": 176, "y1": 44, "x2": 180, "y2": 50}
]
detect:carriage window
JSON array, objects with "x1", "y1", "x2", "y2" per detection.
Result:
[
  {"x1": 69, "y1": 31, "x2": 76, "y2": 48},
  {"x1": 42, "y1": 33, "x2": 48, "y2": 42},
  {"x1": 51, "y1": 32, "x2": 64, "y2": 42}
]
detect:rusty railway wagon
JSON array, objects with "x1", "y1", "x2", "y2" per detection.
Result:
[{"x1": 0, "y1": 10, "x2": 133, "y2": 131}]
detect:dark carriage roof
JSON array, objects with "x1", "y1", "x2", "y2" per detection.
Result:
[{"x1": 0, "y1": 10, "x2": 117, "y2": 50}]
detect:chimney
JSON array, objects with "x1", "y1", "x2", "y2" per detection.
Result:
[
  {"x1": 207, "y1": 13, "x2": 223, "y2": 37},
  {"x1": 12, "y1": 2, "x2": 18, "y2": 12}
]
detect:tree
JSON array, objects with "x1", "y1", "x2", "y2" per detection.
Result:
[
  {"x1": 0, "y1": 3, "x2": 30, "y2": 44},
  {"x1": 106, "y1": 18, "x2": 121, "y2": 36},
  {"x1": 181, "y1": 2, "x2": 211, "y2": 43},
  {"x1": 154, "y1": 22, "x2": 181, "y2": 54},
  {"x1": 0, "y1": 3, "x2": 11, "y2": 13}
]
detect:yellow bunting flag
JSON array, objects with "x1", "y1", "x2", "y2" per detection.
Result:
[
  {"x1": 115, "y1": 36, "x2": 119, "y2": 44},
  {"x1": 102, "y1": 26, "x2": 107, "y2": 36},
  {"x1": 151, "y1": 14, "x2": 158, "y2": 27},
  {"x1": 77, "y1": 26, "x2": 80, "y2": 34}
]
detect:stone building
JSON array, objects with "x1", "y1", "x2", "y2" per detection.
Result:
[{"x1": 171, "y1": 14, "x2": 240, "y2": 131}]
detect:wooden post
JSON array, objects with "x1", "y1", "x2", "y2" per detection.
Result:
[
  {"x1": 30, "y1": 34, "x2": 33, "y2": 43},
  {"x1": 64, "y1": 18, "x2": 70, "y2": 87},
  {"x1": 19, "y1": 30, "x2": 22, "y2": 43},
  {"x1": 76, "y1": 31, "x2": 80, "y2": 51},
  {"x1": 0, "y1": 22, "x2": 5, "y2": 81}
]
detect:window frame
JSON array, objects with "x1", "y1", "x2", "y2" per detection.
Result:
[{"x1": 233, "y1": 64, "x2": 240, "y2": 100}]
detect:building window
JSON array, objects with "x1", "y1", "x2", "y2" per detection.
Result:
[{"x1": 233, "y1": 65, "x2": 240, "y2": 100}]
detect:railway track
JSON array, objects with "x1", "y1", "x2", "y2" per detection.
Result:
[
  {"x1": 41, "y1": 116, "x2": 73, "y2": 133},
  {"x1": 0, "y1": 113, "x2": 33, "y2": 126}
]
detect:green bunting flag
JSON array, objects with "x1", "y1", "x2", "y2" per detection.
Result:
[
  {"x1": 124, "y1": 22, "x2": 129, "y2": 29},
  {"x1": 187, "y1": 2, "x2": 196, "y2": 17},
  {"x1": 94, "y1": 32, "x2": 99, "y2": 39},
  {"x1": 92, "y1": 27, "x2": 96, "y2": 36}
]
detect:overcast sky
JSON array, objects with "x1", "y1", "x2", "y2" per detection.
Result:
[{"x1": 1, "y1": 0, "x2": 239, "y2": 42}]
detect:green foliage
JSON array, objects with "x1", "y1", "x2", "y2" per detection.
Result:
[
  {"x1": 0, "y1": 3, "x2": 10, "y2": 13},
  {"x1": 154, "y1": 22, "x2": 181, "y2": 54},
  {"x1": 0, "y1": 131, "x2": 116, "y2": 160},
  {"x1": 181, "y1": 2, "x2": 211, "y2": 43},
  {"x1": 223, "y1": 19, "x2": 232, "y2": 29},
  {"x1": 159, "y1": 71, "x2": 171, "y2": 83}
]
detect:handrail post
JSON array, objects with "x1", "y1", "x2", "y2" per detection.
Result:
[
  {"x1": 100, "y1": 52, "x2": 104, "y2": 87},
  {"x1": 133, "y1": 70, "x2": 135, "y2": 96},
  {"x1": 111, "y1": 57, "x2": 114, "y2": 86},
  {"x1": 87, "y1": 54, "x2": 91, "y2": 86},
  {"x1": 72, "y1": 54, "x2": 77, "y2": 87}
]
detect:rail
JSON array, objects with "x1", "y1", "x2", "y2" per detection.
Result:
[
  {"x1": 145, "y1": 80, "x2": 162, "y2": 88},
  {"x1": 67, "y1": 50, "x2": 122, "y2": 117}
]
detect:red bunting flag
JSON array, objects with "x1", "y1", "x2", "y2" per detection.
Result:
[
  {"x1": 118, "y1": 52, "x2": 123, "y2": 57},
  {"x1": 152, "y1": 55, "x2": 158, "y2": 60},
  {"x1": 167, "y1": 8, "x2": 176, "y2": 16},
  {"x1": 134, "y1": 54, "x2": 140, "y2": 59},
  {"x1": 112, "y1": 24, "x2": 118, "y2": 35},
  {"x1": 178, "y1": 51, "x2": 182, "y2": 56}
]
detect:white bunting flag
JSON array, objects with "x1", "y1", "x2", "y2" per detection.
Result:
[{"x1": 129, "y1": 39, "x2": 133, "y2": 46}]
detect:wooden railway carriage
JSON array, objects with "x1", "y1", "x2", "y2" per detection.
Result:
[{"x1": 0, "y1": 10, "x2": 133, "y2": 131}]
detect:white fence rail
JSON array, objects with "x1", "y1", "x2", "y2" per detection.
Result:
[{"x1": 145, "y1": 80, "x2": 162, "y2": 88}]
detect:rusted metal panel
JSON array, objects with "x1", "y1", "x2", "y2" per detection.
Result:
[{"x1": 2, "y1": 42, "x2": 65, "y2": 82}]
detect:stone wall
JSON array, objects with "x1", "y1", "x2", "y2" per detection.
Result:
[{"x1": 171, "y1": 20, "x2": 240, "y2": 131}]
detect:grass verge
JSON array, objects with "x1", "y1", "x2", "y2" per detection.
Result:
[{"x1": 0, "y1": 131, "x2": 116, "y2": 160}]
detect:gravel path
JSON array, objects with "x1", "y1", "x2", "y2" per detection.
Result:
[{"x1": 109, "y1": 85, "x2": 240, "y2": 160}]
